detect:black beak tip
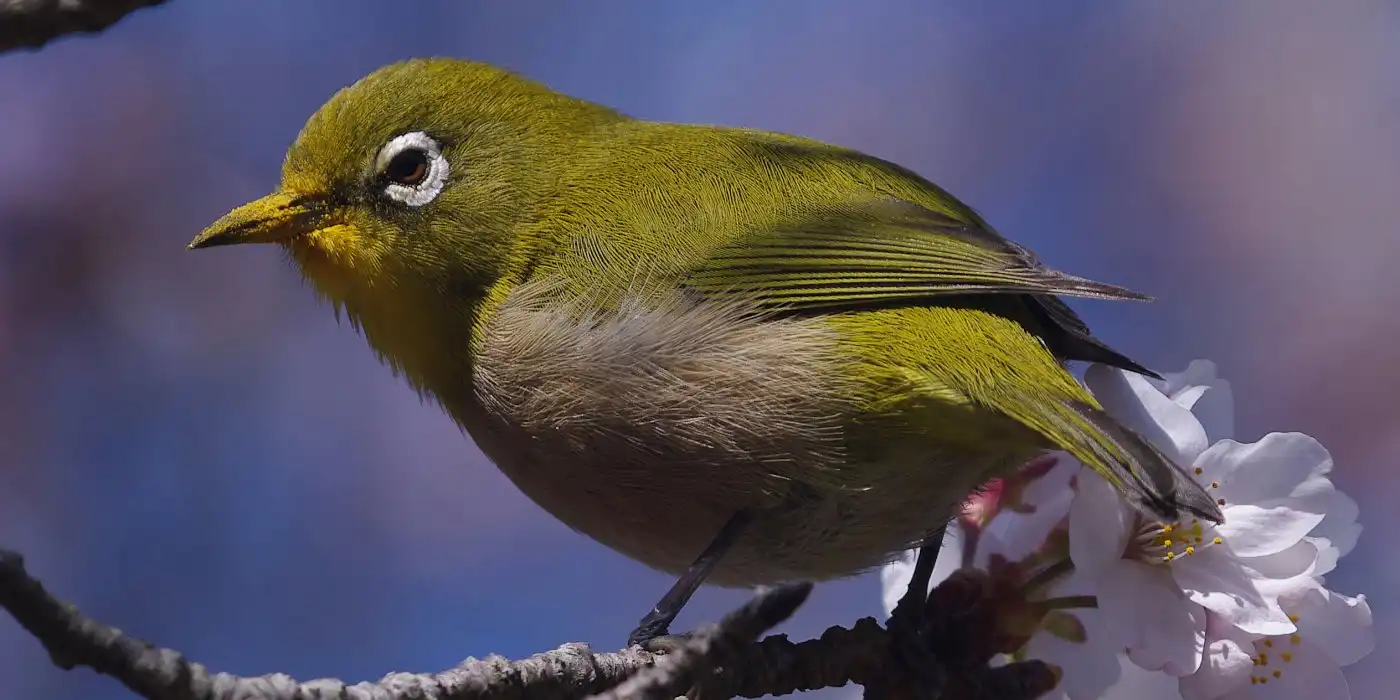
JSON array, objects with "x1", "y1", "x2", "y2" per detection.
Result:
[{"x1": 187, "y1": 235, "x2": 232, "y2": 251}]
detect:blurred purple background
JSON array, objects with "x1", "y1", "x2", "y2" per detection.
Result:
[{"x1": 1, "y1": 2, "x2": 1395, "y2": 698}]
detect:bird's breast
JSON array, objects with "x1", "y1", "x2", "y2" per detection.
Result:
[{"x1": 462, "y1": 280, "x2": 880, "y2": 577}]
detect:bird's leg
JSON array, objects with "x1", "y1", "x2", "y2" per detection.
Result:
[
  {"x1": 880, "y1": 538, "x2": 946, "y2": 698},
  {"x1": 890, "y1": 538, "x2": 940, "y2": 625},
  {"x1": 627, "y1": 510, "x2": 752, "y2": 649}
]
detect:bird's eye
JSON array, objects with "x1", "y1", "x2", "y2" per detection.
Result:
[
  {"x1": 374, "y1": 131, "x2": 449, "y2": 207},
  {"x1": 385, "y1": 148, "x2": 429, "y2": 186}
]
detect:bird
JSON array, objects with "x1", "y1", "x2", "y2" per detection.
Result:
[{"x1": 188, "y1": 58, "x2": 1222, "y2": 648}]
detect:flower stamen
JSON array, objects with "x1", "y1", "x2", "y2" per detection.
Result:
[
  {"x1": 1129, "y1": 517, "x2": 1225, "y2": 564},
  {"x1": 1249, "y1": 626, "x2": 1303, "y2": 685},
  {"x1": 1124, "y1": 462, "x2": 1232, "y2": 564}
]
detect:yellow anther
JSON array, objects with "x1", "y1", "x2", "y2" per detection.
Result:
[{"x1": 1281, "y1": 652, "x2": 1293, "y2": 662}]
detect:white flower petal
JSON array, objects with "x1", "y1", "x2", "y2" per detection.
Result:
[
  {"x1": 1098, "y1": 561, "x2": 1205, "y2": 675},
  {"x1": 1250, "y1": 570, "x2": 1322, "y2": 619},
  {"x1": 1086, "y1": 365, "x2": 1209, "y2": 463},
  {"x1": 1307, "y1": 541, "x2": 1340, "y2": 578},
  {"x1": 1286, "y1": 587, "x2": 1374, "y2": 668},
  {"x1": 1179, "y1": 614, "x2": 1257, "y2": 700},
  {"x1": 1027, "y1": 627, "x2": 1123, "y2": 700},
  {"x1": 1175, "y1": 543, "x2": 1295, "y2": 635},
  {"x1": 1242, "y1": 540, "x2": 1319, "y2": 581},
  {"x1": 1162, "y1": 359, "x2": 1235, "y2": 443},
  {"x1": 1246, "y1": 549, "x2": 1325, "y2": 622},
  {"x1": 1221, "y1": 638, "x2": 1351, "y2": 700},
  {"x1": 1069, "y1": 471, "x2": 1133, "y2": 577},
  {"x1": 1307, "y1": 489, "x2": 1361, "y2": 561},
  {"x1": 1019, "y1": 452, "x2": 1081, "y2": 509},
  {"x1": 1101, "y1": 655, "x2": 1187, "y2": 700},
  {"x1": 1161, "y1": 359, "x2": 1222, "y2": 397},
  {"x1": 987, "y1": 479, "x2": 1074, "y2": 563},
  {"x1": 1024, "y1": 575, "x2": 1122, "y2": 700},
  {"x1": 1199, "y1": 435, "x2": 1333, "y2": 557}
]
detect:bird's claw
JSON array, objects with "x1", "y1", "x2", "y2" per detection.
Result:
[
  {"x1": 634, "y1": 631, "x2": 695, "y2": 655},
  {"x1": 627, "y1": 610, "x2": 694, "y2": 652}
]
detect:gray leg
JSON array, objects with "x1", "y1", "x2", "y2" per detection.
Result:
[{"x1": 627, "y1": 511, "x2": 752, "y2": 648}]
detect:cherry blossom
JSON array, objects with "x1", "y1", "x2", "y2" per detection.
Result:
[{"x1": 877, "y1": 360, "x2": 1372, "y2": 700}]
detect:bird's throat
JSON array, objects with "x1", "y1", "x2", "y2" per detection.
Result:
[{"x1": 292, "y1": 245, "x2": 480, "y2": 408}]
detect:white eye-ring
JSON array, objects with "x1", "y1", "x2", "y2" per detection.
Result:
[{"x1": 375, "y1": 131, "x2": 449, "y2": 207}]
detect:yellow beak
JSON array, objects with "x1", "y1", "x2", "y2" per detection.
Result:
[{"x1": 188, "y1": 191, "x2": 326, "y2": 250}]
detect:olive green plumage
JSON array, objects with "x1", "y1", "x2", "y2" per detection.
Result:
[{"x1": 192, "y1": 58, "x2": 1220, "y2": 587}]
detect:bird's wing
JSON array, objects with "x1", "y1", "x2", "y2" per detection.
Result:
[
  {"x1": 680, "y1": 194, "x2": 1218, "y2": 522},
  {"x1": 683, "y1": 195, "x2": 1148, "y2": 308},
  {"x1": 682, "y1": 195, "x2": 1160, "y2": 377}
]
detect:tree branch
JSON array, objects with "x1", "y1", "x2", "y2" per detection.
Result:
[
  {"x1": 586, "y1": 584, "x2": 811, "y2": 700},
  {"x1": 1, "y1": 548, "x2": 1056, "y2": 700},
  {"x1": 0, "y1": 0, "x2": 168, "y2": 52}
]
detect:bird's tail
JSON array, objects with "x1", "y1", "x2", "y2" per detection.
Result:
[{"x1": 1009, "y1": 391, "x2": 1223, "y2": 524}]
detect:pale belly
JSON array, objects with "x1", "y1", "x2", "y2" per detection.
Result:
[{"x1": 462, "y1": 403, "x2": 992, "y2": 586}]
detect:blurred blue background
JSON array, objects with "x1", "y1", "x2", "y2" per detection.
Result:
[{"x1": 1, "y1": 2, "x2": 1395, "y2": 698}]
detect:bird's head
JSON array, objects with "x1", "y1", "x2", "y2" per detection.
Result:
[{"x1": 189, "y1": 58, "x2": 619, "y2": 310}]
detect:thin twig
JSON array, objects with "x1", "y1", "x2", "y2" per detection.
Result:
[{"x1": 0, "y1": 0, "x2": 169, "y2": 52}]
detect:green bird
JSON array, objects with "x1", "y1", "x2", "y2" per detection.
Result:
[{"x1": 190, "y1": 58, "x2": 1221, "y2": 647}]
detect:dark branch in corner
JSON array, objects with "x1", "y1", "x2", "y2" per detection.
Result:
[
  {"x1": 0, "y1": 548, "x2": 1056, "y2": 700},
  {"x1": 0, "y1": 0, "x2": 169, "y2": 52}
]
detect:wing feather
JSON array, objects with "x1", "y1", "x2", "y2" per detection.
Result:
[{"x1": 684, "y1": 196, "x2": 1152, "y2": 309}]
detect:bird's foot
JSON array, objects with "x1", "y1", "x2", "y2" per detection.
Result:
[
  {"x1": 631, "y1": 630, "x2": 696, "y2": 655},
  {"x1": 627, "y1": 608, "x2": 695, "y2": 652}
]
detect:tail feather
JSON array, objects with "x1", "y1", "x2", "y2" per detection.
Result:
[
  {"x1": 1042, "y1": 271, "x2": 1154, "y2": 303},
  {"x1": 1008, "y1": 390, "x2": 1223, "y2": 524},
  {"x1": 1030, "y1": 294, "x2": 1163, "y2": 380},
  {"x1": 1060, "y1": 400, "x2": 1223, "y2": 523}
]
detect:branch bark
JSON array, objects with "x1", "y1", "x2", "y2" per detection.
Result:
[
  {"x1": 0, "y1": 0, "x2": 168, "y2": 52},
  {"x1": 0, "y1": 548, "x2": 1055, "y2": 700}
]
